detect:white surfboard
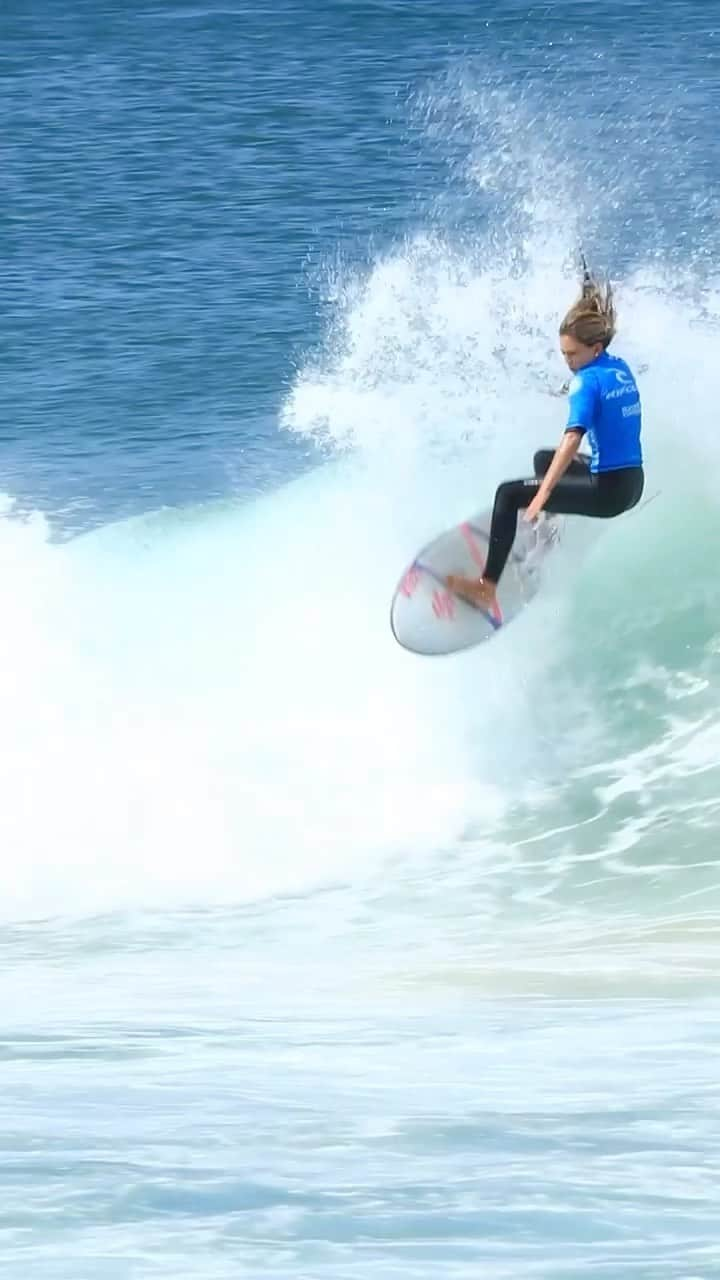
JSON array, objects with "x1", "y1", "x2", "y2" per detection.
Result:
[{"x1": 390, "y1": 510, "x2": 562, "y2": 656}]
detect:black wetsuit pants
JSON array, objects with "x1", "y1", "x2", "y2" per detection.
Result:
[{"x1": 483, "y1": 449, "x2": 645, "y2": 584}]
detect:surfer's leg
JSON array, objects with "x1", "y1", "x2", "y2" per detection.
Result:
[
  {"x1": 450, "y1": 463, "x2": 597, "y2": 605},
  {"x1": 483, "y1": 477, "x2": 540, "y2": 583},
  {"x1": 533, "y1": 449, "x2": 555, "y2": 476},
  {"x1": 447, "y1": 466, "x2": 643, "y2": 612},
  {"x1": 542, "y1": 467, "x2": 644, "y2": 520},
  {"x1": 447, "y1": 475, "x2": 536, "y2": 609},
  {"x1": 534, "y1": 449, "x2": 590, "y2": 479},
  {"x1": 461, "y1": 456, "x2": 591, "y2": 597}
]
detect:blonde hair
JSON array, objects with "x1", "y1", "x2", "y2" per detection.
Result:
[{"x1": 559, "y1": 272, "x2": 616, "y2": 349}]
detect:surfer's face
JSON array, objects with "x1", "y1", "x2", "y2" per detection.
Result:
[{"x1": 560, "y1": 334, "x2": 604, "y2": 373}]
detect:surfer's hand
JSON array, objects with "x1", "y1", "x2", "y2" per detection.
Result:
[{"x1": 523, "y1": 494, "x2": 545, "y2": 523}]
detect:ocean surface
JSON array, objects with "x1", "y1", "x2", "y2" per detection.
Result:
[{"x1": 3, "y1": 1, "x2": 720, "y2": 1275}]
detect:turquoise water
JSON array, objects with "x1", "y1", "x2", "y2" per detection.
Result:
[{"x1": 3, "y1": 1, "x2": 720, "y2": 1274}]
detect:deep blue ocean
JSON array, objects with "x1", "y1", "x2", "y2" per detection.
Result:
[{"x1": 3, "y1": 2, "x2": 720, "y2": 1276}]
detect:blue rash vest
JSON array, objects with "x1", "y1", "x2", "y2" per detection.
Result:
[{"x1": 565, "y1": 351, "x2": 642, "y2": 473}]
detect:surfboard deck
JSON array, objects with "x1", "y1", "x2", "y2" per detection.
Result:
[{"x1": 390, "y1": 509, "x2": 562, "y2": 656}]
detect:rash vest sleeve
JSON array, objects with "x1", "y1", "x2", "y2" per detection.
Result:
[{"x1": 565, "y1": 370, "x2": 598, "y2": 434}]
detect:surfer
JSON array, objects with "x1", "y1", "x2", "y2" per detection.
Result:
[{"x1": 447, "y1": 267, "x2": 644, "y2": 613}]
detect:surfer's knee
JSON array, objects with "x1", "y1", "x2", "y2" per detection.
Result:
[
  {"x1": 533, "y1": 449, "x2": 554, "y2": 477},
  {"x1": 494, "y1": 478, "x2": 527, "y2": 517},
  {"x1": 494, "y1": 480, "x2": 514, "y2": 512}
]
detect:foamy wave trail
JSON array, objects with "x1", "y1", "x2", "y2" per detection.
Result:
[{"x1": 0, "y1": 481, "x2": 512, "y2": 923}]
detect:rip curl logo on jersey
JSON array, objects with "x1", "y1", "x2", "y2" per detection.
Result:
[
  {"x1": 605, "y1": 368, "x2": 638, "y2": 400},
  {"x1": 568, "y1": 375, "x2": 583, "y2": 395}
]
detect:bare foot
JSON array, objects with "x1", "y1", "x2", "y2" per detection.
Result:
[{"x1": 446, "y1": 573, "x2": 499, "y2": 613}]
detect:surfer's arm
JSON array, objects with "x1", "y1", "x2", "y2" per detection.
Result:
[{"x1": 523, "y1": 430, "x2": 583, "y2": 521}]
